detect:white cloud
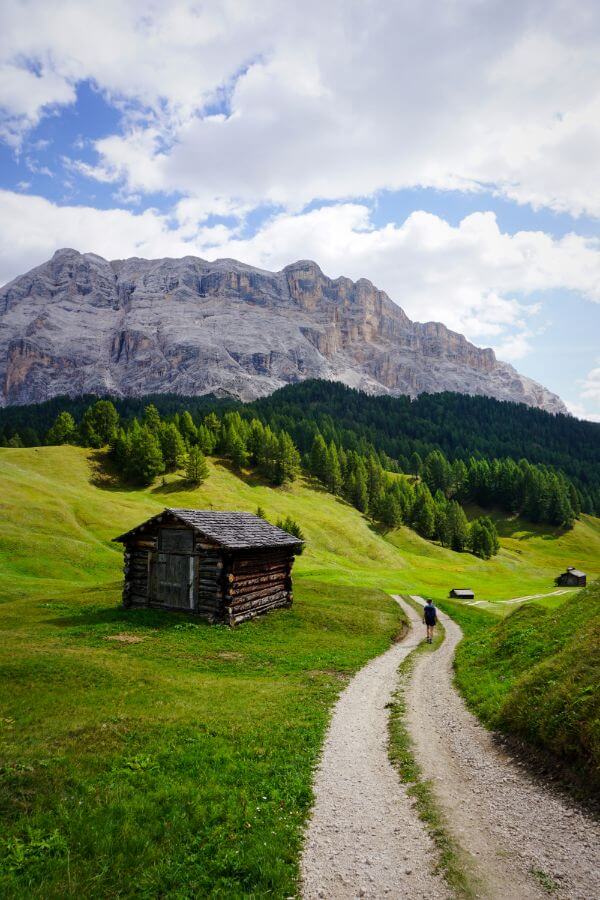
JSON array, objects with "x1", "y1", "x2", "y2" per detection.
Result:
[
  {"x1": 2, "y1": 190, "x2": 600, "y2": 344},
  {"x1": 581, "y1": 365, "x2": 600, "y2": 405},
  {"x1": 565, "y1": 399, "x2": 600, "y2": 423},
  {"x1": 0, "y1": 61, "x2": 75, "y2": 143},
  {"x1": 2, "y1": 189, "x2": 600, "y2": 416},
  {"x1": 3, "y1": 2, "x2": 600, "y2": 217}
]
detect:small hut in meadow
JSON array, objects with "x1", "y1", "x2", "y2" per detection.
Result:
[
  {"x1": 556, "y1": 567, "x2": 586, "y2": 587},
  {"x1": 449, "y1": 588, "x2": 475, "y2": 599},
  {"x1": 113, "y1": 508, "x2": 303, "y2": 625}
]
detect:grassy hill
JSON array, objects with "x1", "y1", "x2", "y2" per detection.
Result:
[
  {"x1": 0, "y1": 445, "x2": 599, "y2": 895},
  {"x1": 441, "y1": 579, "x2": 600, "y2": 792}
]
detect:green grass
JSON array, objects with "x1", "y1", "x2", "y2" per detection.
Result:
[
  {"x1": 0, "y1": 578, "x2": 404, "y2": 897},
  {"x1": 1, "y1": 445, "x2": 599, "y2": 895},
  {"x1": 439, "y1": 580, "x2": 600, "y2": 792}
]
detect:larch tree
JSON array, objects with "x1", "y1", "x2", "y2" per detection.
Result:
[{"x1": 185, "y1": 446, "x2": 209, "y2": 485}]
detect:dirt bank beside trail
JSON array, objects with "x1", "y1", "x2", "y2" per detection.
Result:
[
  {"x1": 301, "y1": 600, "x2": 449, "y2": 899},
  {"x1": 397, "y1": 595, "x2": 600, "y2": 900}
]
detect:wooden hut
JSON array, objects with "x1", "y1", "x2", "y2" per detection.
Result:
[
  {"x1": 113, "y1": 508, "x2": 303, "y2": 625},
  {"x1": 449, "y1": 588, "x2": 475, "y2": 599},
  {"x1": 556, "y1": 567, "x2": 586, "y2": 587}
]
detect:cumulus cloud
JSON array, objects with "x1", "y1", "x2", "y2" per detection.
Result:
[
  {"x1": 3, "y1": 1, "x2": 600, "y2": 217},
  {"x1": 2, "y1": 189, "x2": 600, "y2": 351},
  {"x1": 581, "y1": 365, "x2": 600, "y2": 405}
]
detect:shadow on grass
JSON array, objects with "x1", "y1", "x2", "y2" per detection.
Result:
[
  {"x1": 87, "y1": 450, "x2": 140, "y2": 493},
  {"x1": 151, "y1": 478, "x2": 194, "y2": 495},
  {"x1": 46, "y1": 602, "x2": 210, "y2": 631},
  {"x1": 495, "y1": 517, "x2": 568, "y2": 542}
]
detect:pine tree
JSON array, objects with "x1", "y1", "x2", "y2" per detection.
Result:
[
  {"x1": 350, "y1": 467, "x2": 369, "y2": 513},
  {"x1": 377, "y1": 491, "x2": 402, "y2": 528},
  {"x1": 127, "y1": 426, "x2": 165, "y2": 485},
  {"x1": 423, "y1": 450, "x2": 451, "y2": 494},
  {"x1": 185, "y1": 446, "x2": 209, "y2": 485},
  {"x1": 47, "y1": 411, "x2": 77, "y2": 445},
  {"x1": 325, "y1": 442, "x2": 343, "y2": 494},
  {"x1": 276, "y1": 515, "x2": 305, "y2": 542},
  {"x1": 196, "y1": 424, "x2": 217, "y2": 455},
  {"x1": 569, "y1": 483, "x2": 582, "y2": 518},
  {"x1": 446, "y1": 501, "x2": 470, "y2": 551},
  {"x1": 470, "y1": 521, "x2": 494, "y2": 558},
  {"x1": 256, "y1": 426, "x2": 280, "y2": 484},
  {"x1": 275, "y1": 432, "x2": 301, "y2": 484},
  {"x1": 337, "y1": 445, "x2": 348, "y2": 479},
  {"x1": 469, "y1": 516, "x2": 499, "y2": 558},
  {"x1": 450, "y1": 458, "x2": 468, "y2": 499},
  {"x1": 203, "y1": 412, "x2": 221, "y2": 434},
  {"x1": 159, "y1": 422, "x2": 187, "y2": 470},
  {"x1": 433, "y1": 491, "x2": 451, "y2": 546},
  {"x1": 366, "y1": 454, "x2": 384, "y2": 506},
  {"x1": 412, "y1": 484, "x2": 436, "y2": 538},
  {"x1": 112, "y1": 427, "x2": 131, "y2": 472},
  {"x1": 309, "y1": 434, "x2": 329, "y2": 483},
  {"x1": 409, "y1": 451, "x2": 423, "y2": 476},
  {"x1": 80, "y1": 400, "x2": 119, "y2": 448},
  {"x1": 547, "y1": 476, "x2": 574, "y2": 527},
  {"x1": 143, "y1": 404, "x2": 162, "y2": 433},
  {"x1": 393, "y1": 479, "x2": 414, "y2": 524},
  {"x1": 230, "y1": 432, "x2": 249, "y2": 471},
  {"x1": 247, "y1": 419, "x2": 266, "y2": 465},
  {"x1": 179, "y1": 411, "x2": 197, "y2": 444},
  {"x1": 479, "y1": 516, "x2": 500, "y2": 555}
]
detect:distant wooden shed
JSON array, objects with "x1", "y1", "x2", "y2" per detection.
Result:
[
  {"x1": 556, "y1": 567, "x2": 586, "y2": 587},
  {"x1": 449, "y1": 588, "x2": 475, "y2": 599},
  {"x1": 113, "y1": 508, "x2": 303, "y2": 625}
]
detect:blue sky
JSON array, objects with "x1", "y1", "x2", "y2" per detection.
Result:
[{"x1": 1, "y1": 1, "x2": 599, "y2": 418}]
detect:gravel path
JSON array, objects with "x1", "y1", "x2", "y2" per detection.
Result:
[
  {"x1": 301, "y1": 599, "x2": 449, "y2": 900},
  {"x1": 397, "y1": 595, "x2": 600, "y2": 900}
]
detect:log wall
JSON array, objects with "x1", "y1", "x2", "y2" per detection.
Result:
[
  {"x1": 120, "y1": 517, "x2": 298, "y2": 624},
  {"x1": 122, "y1": 538, "x2": 155, "y2": 607},
  {"x1": 194, "y1": 535, "x2": 223, "y2": 621},
  {"x1": 224, "y1": 548, "x2": 295, "y2": 625}
]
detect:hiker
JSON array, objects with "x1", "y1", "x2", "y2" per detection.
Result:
[{"x1": 422, "y1": 599, "x2": 437, "y2": 644}]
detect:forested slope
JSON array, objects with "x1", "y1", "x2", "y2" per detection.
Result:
[{"x1": 2, "y1": 381, "x2": 599, "y2": 511}]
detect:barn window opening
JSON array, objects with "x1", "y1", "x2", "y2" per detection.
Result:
[{"x1": 159, "y1": 528, "x2": 194, "y2": 553}]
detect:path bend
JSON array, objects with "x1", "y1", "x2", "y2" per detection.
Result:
[
  {"x1": 301, "y1": 599, "x2": 449, "y2": 899},
  {"x1": 397, "y1": 595, "x2": 600, "y2": 900}
]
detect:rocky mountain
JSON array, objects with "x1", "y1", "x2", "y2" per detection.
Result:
[{"x1": 0, "y1": 248, "x2": 566, "y2": 412}]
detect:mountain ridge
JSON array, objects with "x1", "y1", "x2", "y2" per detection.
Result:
[{"x1": 0, "y1": 248, "x2": 566, "y2": 413}]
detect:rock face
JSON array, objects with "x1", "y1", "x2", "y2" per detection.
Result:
[{"x1": 0, "y1": 249, "x2": 566, "y2": 412}]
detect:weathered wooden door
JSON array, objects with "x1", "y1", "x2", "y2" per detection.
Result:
[{"x1": 149, "y1": 528, "x2": 197, "y2": 609}]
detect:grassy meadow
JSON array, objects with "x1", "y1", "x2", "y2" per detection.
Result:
[
  {"x1": 440, "y1": 579, "x2": 600, "y2": 792},
  {"x1": 1, "y1": 445, "x2": 599, "y2": 896}
]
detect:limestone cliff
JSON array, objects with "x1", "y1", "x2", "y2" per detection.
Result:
[{"x1": 0, "y1": 249, "x2": 566, "y2": 413}]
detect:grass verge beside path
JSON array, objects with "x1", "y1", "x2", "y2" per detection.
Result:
[
  {"x1": 439, "y1": 581, "x2": 600, "y2": 798},
  {"x1": 388, "y1": 599, "x2": 475, "y2": 898},
  {"x1": 0, "y1": 580, "x2": 401, "y2": 898}
]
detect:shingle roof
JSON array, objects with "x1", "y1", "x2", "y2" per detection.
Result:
[
  {"x1": 451, "y1": 589, "x2": 475, "y2": 596},
  {"x1": 113, "y1": 508, "x2": 303, "y2": 550},
  {"x1": 564, "y1": 569, "x2": 586, "y2": 578}
]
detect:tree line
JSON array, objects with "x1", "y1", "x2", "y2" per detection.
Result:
[
  {"x1": 306, "y1": 434, "x2": 500, "y2": 558},
  {"x1": 2, "y1": 380, "x2": 598, "y2": 515},
  {"x1": 249, "y1": 381, "x2": 600, "y2": 516},
  {"x1": 41, "y1": 399, "x2": 506, "y2": 558}
]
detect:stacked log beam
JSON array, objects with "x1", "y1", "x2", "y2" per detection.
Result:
[
  {"x1": 123, "y1": 547, "x2": 151, "y2": 607},
  {"x1": 222, "y1": 551, "x2": 294, "y2": 624}
]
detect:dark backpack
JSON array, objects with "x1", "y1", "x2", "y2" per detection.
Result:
[{"x1": 424, "y1": 604, "x2": 437, "y2": 625}]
